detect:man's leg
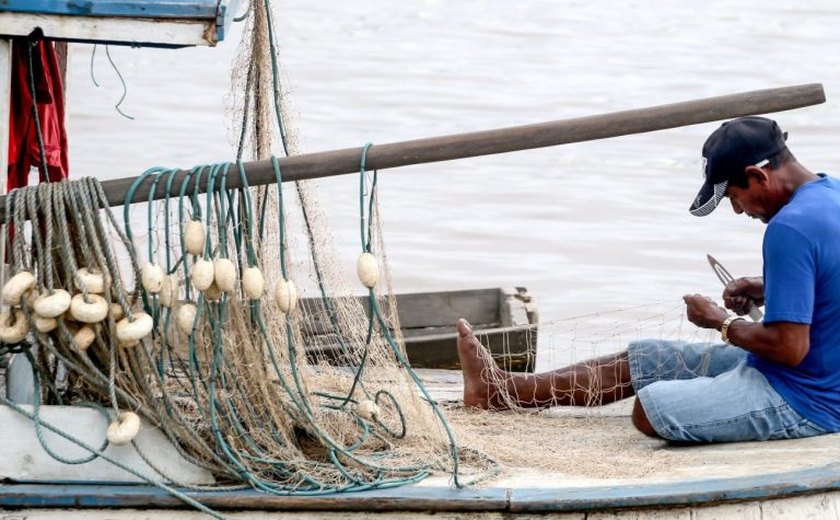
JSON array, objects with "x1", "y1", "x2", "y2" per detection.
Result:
[
  {"x1": 634, "y1": 362, "x2": 829, "y2": 443},
  {"x1": 458, "y1": 319, "x2": 689, "y2": 438},
  {"x1": 632, "y1": 398, "x2": 658, "y2": 437},
  {"x1": 456, "y1": 319, "x2": 636, "y2": 410}
]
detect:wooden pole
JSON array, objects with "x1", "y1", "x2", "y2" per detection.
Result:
[
  {"x1": 1, "y1": 39, "x2": 14, "y2": 286},
  {"x1": 0, "y1": 82, "x2": 825, "y2": 222}
]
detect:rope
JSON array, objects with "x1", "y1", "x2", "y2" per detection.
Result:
[
  {"x1": 0, "y1": 0, "x2": 501, "y2": 512},
  {"x1": 0, "y1": 394, "x2": 228, "y2": 520},
  {"x1": 355, "y1": 144, "x2": 465, "y2": 486}
]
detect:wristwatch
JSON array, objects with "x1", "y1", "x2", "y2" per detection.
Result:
[{"x1": 720, "y1": 315, "x2": 746, "y2": 344}]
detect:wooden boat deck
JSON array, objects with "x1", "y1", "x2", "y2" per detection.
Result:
[
  {"x1": 3, "y1": 369, "x2": 840, "y2": 518},
  {"x1": 422, "y1": 369, "x2": 840, "y2": 483}
]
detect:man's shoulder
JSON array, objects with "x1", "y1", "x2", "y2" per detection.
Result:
[
  {"x1": 768, "y1": 177, "x2": 840, "y2": 247},
  {"x1": 796, "y1": 174, "x2": 839, "y2": 198},
  {"x1": 776, "y1": 176, "x2": 840, "y2": 221}
]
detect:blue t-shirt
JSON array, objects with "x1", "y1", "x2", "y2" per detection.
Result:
[{"x1": 749, "y1": 174, "x2": 840, "y2": 431}]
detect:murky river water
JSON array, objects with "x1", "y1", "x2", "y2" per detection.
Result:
[{"x1": 62, "y1": 0, "x2": 840, "y2": 365}]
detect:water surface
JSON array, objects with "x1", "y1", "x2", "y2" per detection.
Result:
[{"x1": 64, "y1": 1, "x2": 840, "y2": 364}]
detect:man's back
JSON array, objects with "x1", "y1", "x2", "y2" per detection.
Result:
[{"x1": 753, "y1": 174, "x2": 840, "y2": 430}]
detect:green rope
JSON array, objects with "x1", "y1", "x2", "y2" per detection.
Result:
[
  {"x1": 0, "y1": 0, "x2": 495, "y2": 502},
  {"x1": 355, "y1": 143, "x2": 465, "y2": 486},
  {"x1": 0, "y1": 395, "x2": 228, "y2": 520}
]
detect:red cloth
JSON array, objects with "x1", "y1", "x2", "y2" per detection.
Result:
[{"x1": 7, "y1": 38, "x2": 69, "y2": 191}]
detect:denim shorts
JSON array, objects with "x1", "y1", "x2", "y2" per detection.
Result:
[{"x1": 628, "y1": 339, "x2": 828, "y2": 443}]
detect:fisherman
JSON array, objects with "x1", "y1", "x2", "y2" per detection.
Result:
[{"x1": 457, "y1": 116, "x2": 840, "y2": 443}]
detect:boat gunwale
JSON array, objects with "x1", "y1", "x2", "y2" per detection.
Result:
[{"x1": 2, "y1": 459, "x2": 840, "y2": 513}]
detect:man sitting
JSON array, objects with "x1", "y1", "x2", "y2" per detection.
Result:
[{"x1": 456, "y1": 116, "x2": 840, "y2": 443}]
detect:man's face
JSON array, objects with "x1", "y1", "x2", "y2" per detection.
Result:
[{"x1": 725, "y1": 174, "x2": 771, "y2": 223}]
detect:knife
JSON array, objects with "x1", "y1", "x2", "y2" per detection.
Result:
[{"x1": 706, "y1": 254, "x2": 764, "y2": 322}]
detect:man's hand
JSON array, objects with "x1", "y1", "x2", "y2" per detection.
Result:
[
  {"x1": 683, "y1": 294, "x2": 729, "y2": 330},
  {"x1": 722, "y1": 276, "x2": 764, "y2": 316}
]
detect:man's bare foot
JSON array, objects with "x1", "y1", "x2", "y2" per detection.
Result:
[{"x1": 456, "y1": 319, "x2": 508, "y2": 410}]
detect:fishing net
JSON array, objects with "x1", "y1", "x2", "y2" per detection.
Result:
[
  {"x1": 0, "y1": 1, "x2": 736, "y2": 516},
  {"x1": 440, "y1": 304, "x2": 720, "y2": 481},
  {"x1": 0, "y1": 0, "x2": 490, "y2": 508},
  {"x1": 468, "y1": 302, "x2": 718, "y2": 410}
]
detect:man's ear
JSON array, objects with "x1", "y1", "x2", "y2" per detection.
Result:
[{"x1": 744, "y1": 164, "x2": 771, "y2": 185}]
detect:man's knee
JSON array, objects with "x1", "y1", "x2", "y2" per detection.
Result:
[{"x1": 632, "y1": 397, "x2": 660, "y2": 438}]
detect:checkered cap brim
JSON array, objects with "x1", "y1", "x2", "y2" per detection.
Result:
[{"x1": 689, "y1": 180, "x2": 729, "y2": 217}]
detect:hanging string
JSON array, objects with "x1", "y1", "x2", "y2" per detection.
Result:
[{"x1": 90, "y1": 44, "x2": 135, "y2": 120}]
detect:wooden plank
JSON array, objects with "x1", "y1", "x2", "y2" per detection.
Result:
[
  {"x1": 0, "y1": 39, "x2": 12, "y2": 308},
  {"x1": 499, "y1": 287, "x2": 537, "y2": 327},
  {"x1": 0, "y1": 84, "x2": 824, "y2": 222},
  {"x1": 0, "y1": 481, "x2": 509, "y2": 512},
  {"x1": 395, "y1": 288, "x2": 501, "y2": 329},
  {"x1": 691, "y1": 501, "x2": 762, "y2": 519},
  {"x1": 0, "y1": 503, "x2": 831, "y2": 519},
  {"x1": 0, "y1": 40, "x2": 11, "y2": 195},
  {"x1": 0, "y1": 12, "x2": 217, "y2": 47},
  {"x1": 762, "y1": 493, "x2": 840, "y2": 519},
  {"x1": 508, "y1": 463, "x2": 840, "y2": 513},
  {"x1": 7, "y1": 510, "x2": 571, "y2": 520},
  {"x1": 5, "y1": 474, "x2": 840, "y2": 516},
  {"x1": 298, "y1": 288, "x2": 504, "y2": 333},
  {"x1": 588, "y1": 509, "x2": 690, "y2": 519},
  {"x1": 0, "y1": 405, "x2": 215, "y2": 484},
  {"x1": 405, "y1": 326, "x2": 535, "y2": 371},
  {"x1": 298, "y1": 288, "x2": 536, "y2": 371},
  {"x1": 305, "y1": 326, "x2": 535, "y2": 372},
  {"x1": 0, "y1": 0, "x2": 220, "y2": 19}
]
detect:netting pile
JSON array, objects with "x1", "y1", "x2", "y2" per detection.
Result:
[
  {"x1": 0, "y1": 172, "x2": 482, "y2": 503},
  {"x1": 0, "y1": 2, "x2": 739, "y2": 516},
  {"x1": 0, "y1": 0, "x2": 493, "y2": 510}
]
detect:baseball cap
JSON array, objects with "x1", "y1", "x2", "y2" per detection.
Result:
[{"x1": 689, "y1": 116, "x2": 788, "y2": 216}]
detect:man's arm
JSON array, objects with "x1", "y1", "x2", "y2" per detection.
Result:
[{"x1": 683, "y1": 294, "x2": 809, "y2": 367}]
